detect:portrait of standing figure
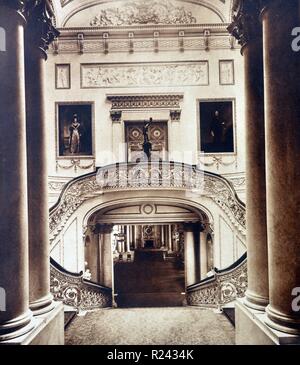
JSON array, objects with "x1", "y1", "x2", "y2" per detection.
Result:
[{"x1": 57, "y1": 103, "x2": 93, "y2": 157}]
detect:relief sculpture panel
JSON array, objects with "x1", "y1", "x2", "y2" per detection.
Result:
[{"x1": 81, "y1": 62, "x2": 209, "y2": 88}]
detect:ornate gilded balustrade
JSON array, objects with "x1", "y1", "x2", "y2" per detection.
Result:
[
  {"x1": 49, "y1": 162, "x2": 246, "y2": 244},
  {"x1": 186, "y1": 253, "x2": 247, "y2": 308},
  {"x1": 50, "y1": 258, "x2": 112, "y2": 310}
]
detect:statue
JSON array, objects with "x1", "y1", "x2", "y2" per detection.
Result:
[
  {"x1": 142, "y1": 118, "x2": 152, "y2": 160},
  {"x1": 69, "y1": 114, "x2": 81, "y2": 154}
]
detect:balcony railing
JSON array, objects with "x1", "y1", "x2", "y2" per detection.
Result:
[{"x1": 49, "y1": 162, "x2": 246, "y2": 244}]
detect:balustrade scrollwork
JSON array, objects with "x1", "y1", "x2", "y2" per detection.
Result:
[
  {"x1": 50, "y1": 258, "x2": 112, "y2": 310},
  {"x1": 187, "y1": 253, "x2": 247, "y2": 308},
  {"x1": 49, "y1": 162, "x2": 246, "y2": 244}
]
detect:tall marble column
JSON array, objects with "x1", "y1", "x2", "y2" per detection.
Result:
[
  {"x1": 261, "y1": 0, "x2": 300, "y2": 334},
  {"x1": 184, "y1": 224, "x2": 197, "y2": 287},
  {"x1": 200, "y1": 231, "x2": 208, "y2": 280},
  {"x1": 100, "y1": 225, "x2": 114, "y2": 288},
  {"x1": 228, "y1": 1, "x2": 269, "y2": 310},
  {"x1": 25, "y1": 1, "x2": 59, "y2": 316},
  {"x1": 126, "y1": 226, "x2": 131, "y2": 252},
  {"x1": 0, "y1": 2, "x2": 34, "y2": 340},
  {"x1": 134, "y1": 225, "x2": 138, "y2": 249},
  {"x1": 168, "y1": 225, "x2": 173, "y2": 252}
]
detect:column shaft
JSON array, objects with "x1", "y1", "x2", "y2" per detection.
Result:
[
  {"x1": 25, "y1": 11, "x2": 57, "y2": 314},
  {"x1": 200, "y1": 232, "x2": 208, "y2": 280},
  {"x1": 101, "y1": 228, "x2": 113, "y2": 288},
  {"x1": 228, "y1": 1, "x2": 269, "y2": 311},
  {"x1": 161, "y1": 225, "x2": 165, "y2": 247},
  {"x1": 0, "y1": 5, "x2": 33, "y2": 340},
  {"x1": 168, "y1": 225, "x2": 172, "y2": 252},
  {"x1": 262, "y1": 0, "x2": 300, "y2": 334},
  {"x1": 126, "y1": 226, "x2": 131, "y2": 252},
  {"x1": 243, "y1": 30, "x2": 269, "y2": 310},
  {"x1": 184, "y1": 226, "x2": 197, "y2": 287}
]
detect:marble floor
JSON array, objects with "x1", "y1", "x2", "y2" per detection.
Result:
[{"x1": 65, "y1": 307, "x2": 235, "y2": 345}]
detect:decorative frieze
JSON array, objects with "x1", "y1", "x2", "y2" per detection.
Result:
[
  {"x1": 51, "y1": 35, "x2": 236, "y2": 55},
  {"x1": 81, "y1": 62, "x2": 209, "y2": 88}
]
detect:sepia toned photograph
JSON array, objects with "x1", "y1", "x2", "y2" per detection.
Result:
[{"x1": 0, "y1": 0, "x2": 300, "y2": 356}]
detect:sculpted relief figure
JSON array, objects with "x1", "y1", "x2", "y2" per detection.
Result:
[
  {"x1": 90, "y1": 1, "x2": 197, "y2": 27},
  {"x1": 82, "y1": 63, "x2": 208, "y2": 88}
]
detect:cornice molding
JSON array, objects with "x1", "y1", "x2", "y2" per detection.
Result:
[{"x1": 107, "y1": 94, "x2": 184, "y2": 110}]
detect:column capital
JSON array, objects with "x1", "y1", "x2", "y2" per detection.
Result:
[
  {"x1": 25, "y1": 0, "x2": 59, "y2": 58},
  {"x1": 0, "y1": 0, "x2": 26, "y2": 12},
  {"x1": 183, "y1": 222, "x2": 205, "y2": 233},
  {"x1": 228, "y1": 0, "x2": 263, "y2": 52},
  {"x1": 93, "y1": 224, "x2": 114, "y2": 235},
  {"x1": 0, "y1": 0, "x2": 27, "y2": 23}
]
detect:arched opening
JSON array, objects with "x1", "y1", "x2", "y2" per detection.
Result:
[{"x1": 84, "y1": 200, "x2": 212, "y2": 307}]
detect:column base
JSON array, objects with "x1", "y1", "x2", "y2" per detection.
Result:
[
  {"x1": 235, "y1": 298, "x2": 300, "y2": 345},
  {"x1": 0, "y1": 310, "x2": 34, "y2": 341},
  {"x1": 266, "y1": 305, "x2": 300, "y2": 335},
  {"x1": 244, "y1": 290, "x2": 269, "y2": 311},
  {"x1": 0, "y1": 301, "x2": 64, "y2": 345},
  {"x1": 30, "y1": 294, "x2": 56, "y2": 316}
]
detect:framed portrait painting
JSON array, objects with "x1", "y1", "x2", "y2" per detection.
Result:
[
  {"x1": 199, "y1": 100, "x2": 235, "y2": 154},
  {"x1": 56, "y1": 103, "x2": 93, "y2": 158}
]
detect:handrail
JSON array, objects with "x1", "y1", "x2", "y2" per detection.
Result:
[
  {"x1": 50, "y1": 257, "x2": 112, "y2": 310},
  {"x1": 187, "y1": 253, "x2": 247, "y2": 308}
]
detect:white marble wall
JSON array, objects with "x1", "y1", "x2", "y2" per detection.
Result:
[{"x1": 45, "y1": 48, "x2": 245, "y2": 174}]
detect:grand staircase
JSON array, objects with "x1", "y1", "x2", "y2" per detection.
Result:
[
  {"x1": 115, "y1": 250, "x2": 185, "y2": 307},
  {"x1": 49, "y1": 162, "x2": 247, "y2": 311}
]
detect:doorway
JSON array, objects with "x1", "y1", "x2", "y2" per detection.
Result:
[{"x1": 113, "y1": 224, "x2": 185, "y2": 307}]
